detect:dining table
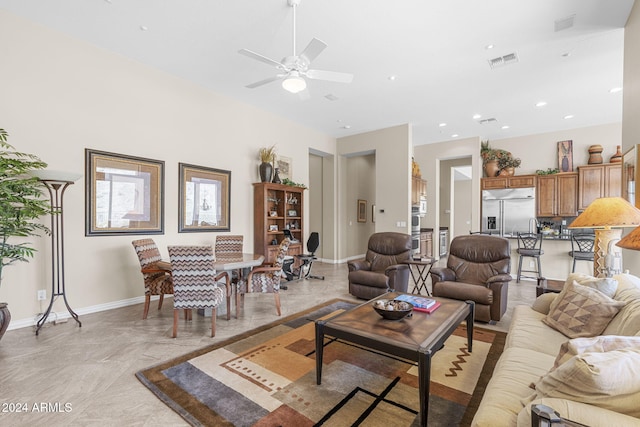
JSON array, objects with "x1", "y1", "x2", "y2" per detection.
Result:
[{"x1": 142, "y1": 253, "x2": 265, "y2": 319}]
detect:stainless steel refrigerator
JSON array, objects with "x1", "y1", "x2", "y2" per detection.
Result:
[{"x1": 482, "y1": 187, "x2": 536, "y2": 236}]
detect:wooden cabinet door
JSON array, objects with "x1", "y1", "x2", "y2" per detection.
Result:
[
  {"x1": 536, "y1": 175, "x2": 556, "y2": 216},
  {"x1": 508, "y1": 175, "x2": 536, "y2": 188},
  {"x1": 578, "y1": 165, "x2": 605, "y2": 210},
  {"x1": 605, "y1": 164, "x2": 621, "y2": 197},
  {"x1": 557, "y1": 173, "x2": 578, "y2": 216},
  {"x1": 481, "y1": 177, "x2": 508, "y2": 190}
]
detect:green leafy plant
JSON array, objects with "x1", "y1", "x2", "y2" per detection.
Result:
[
  {"x1": 281, "y1": 178, "x2": 307, "y2": 189},
  {"x1": 258, "y1": 145, "x2": 277, "y2": 163},
  {"x1": 536, "y1": 168, "x2": 560, "y2": 175},
  {"x1": 0, "y1": 128, "x2": 51, "y2": 290}
]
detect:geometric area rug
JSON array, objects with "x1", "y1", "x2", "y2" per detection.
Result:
[{"x1": 136, "y1": 299, "x2": 506, "y2": 427}]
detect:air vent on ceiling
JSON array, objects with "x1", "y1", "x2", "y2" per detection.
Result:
[
  {"x1": 488, "y1": 52, "x2": 519, "y2": 69},
  {"x1": 478, "y1": 118, "x2": 498, "y2": 125},
  {"x1": 554, "y1": 14, "x2": 575, "y2": 32}
]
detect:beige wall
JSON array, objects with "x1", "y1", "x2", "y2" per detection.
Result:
[
  {"x1": 345, "y1": 155, "x2": 376, "y2": 256},
  {"x1": 337, "y1": 124, "x2": 412, "y2": 260},
  {"x1": 414, "y1": 136, "x2": 482, "y2": 257},
  {"x1": 440, "y1": 157, "x2": 472, "y2": 236},
  {"x1": 489, "y1": 123, "x2": 622, "y2": 175},
  {"x1": 0, "y1": 11, "x2": 335, "y2": 325},
  {"x1": 622, "y1": 1, "x2": 640, "y2": 272}
]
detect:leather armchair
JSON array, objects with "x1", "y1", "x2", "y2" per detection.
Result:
[
  {"x1": 348, "y1": 232, "x2": 412, "y2": 299},
  {"x1": 431, "y1": 234, "x2": 511, "y2": 322}
]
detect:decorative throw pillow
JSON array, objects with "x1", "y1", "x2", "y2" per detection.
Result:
[
  {"x1": 543, "y1": 281, "x2": 626, "y2": 338},
  {"x1": 553, "y1": 335, "x2": 640, "y2": 369},
  {"x1": 532, "y1": 348, "x2": 640, "y2": 417},
  {"x1": 549, "y1": 273, "x2": 619, "y2": 314}
]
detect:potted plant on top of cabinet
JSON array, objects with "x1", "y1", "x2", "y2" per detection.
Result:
[{"x1": 0, "y1": 128, "x2": 51, "y2": 340}]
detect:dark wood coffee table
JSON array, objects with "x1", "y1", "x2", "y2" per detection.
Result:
[{"x1": 315, "y1": 292, "x2": 474, "y2": 426}]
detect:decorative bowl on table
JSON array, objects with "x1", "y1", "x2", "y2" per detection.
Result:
[{"x1": 372, "y1": 299, "x2": 413, "y2": 320}]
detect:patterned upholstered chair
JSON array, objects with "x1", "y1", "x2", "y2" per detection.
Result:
[
  {"x1": 131, "y1": 238, "x2": 174, "y2": 319},
  {"x1": 240, "y1": 238, "x2": 290, "y2": 316},
  {"x1": 167, "y1": 246, "x2": 230, "y2": 338},
  {"x1": 214, "y1": 235, "x2": 244, "y2": 256}
]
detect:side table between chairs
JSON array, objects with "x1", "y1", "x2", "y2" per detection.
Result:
[{"x1": 405, "y1": 257, "x2": 436, "y2": 295}]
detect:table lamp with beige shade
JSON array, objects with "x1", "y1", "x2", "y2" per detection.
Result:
[{"x1": 569, "y1": 197, "x2": 640, "y2": 278}]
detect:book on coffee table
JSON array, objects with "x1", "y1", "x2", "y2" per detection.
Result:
[{"x1": 394, "y1": 294, "x2": 440, "y2": 313}]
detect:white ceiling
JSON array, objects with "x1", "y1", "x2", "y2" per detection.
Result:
[{"x1": 0, "y1": 0, "x2": 635, "y2": 146}]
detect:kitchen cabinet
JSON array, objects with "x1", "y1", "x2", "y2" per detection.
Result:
[
  {"x1": 577, "y1": 163, "x2": 621, "y2": 210},
  {"x1": 411, "y1": 176, "x2": 427, "y2": 205},
  {"x1": 536, "y1": 172, "x2": 578, "y2": 217},
  {"x1": 420, "y1": 231, "x2": 432, "y2": 258},
  {"x1": 253, "y1": 182, "x2": 303, "y2": 266},
  {"x1": 481, "y1": 174, "x2": 536, "y2": 190}
]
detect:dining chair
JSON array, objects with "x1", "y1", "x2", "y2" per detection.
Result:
[
  {"x1": 569, "y1": 232, "x2": 595, "y2": 272},
  {"x1": 214, "y1": 235, "x2": 244, "y2": 256},
  {"x1": 516, "y1": 232, "x2": 544, "y2": 282},
  {"x1": 131, "y1": 238, "x2": 174, "y2": 319},
  {"x1": 167, "y1": 245, "x2": 230, "y2": 338},
  {"x1": 240, "y1": 238, "x2": 290, "y2": 316}
]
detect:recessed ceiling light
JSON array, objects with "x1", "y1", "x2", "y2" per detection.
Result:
[
  {"x1": 451, "y1": 134, "x2": 459, "y2": 138},
  {"x1": 535, "y1": 101, "x2": 547, "y2": 107},
  {"x1": 564, "y1": 115, "x2": 574, "y2": 119},
  {"x1": 343, "y1": 125, "x2": 351, "y2": 129},
  {"x1": 501, "y1": 125, "x2": 510, "y2": 130},
  {"x1": 439, "y1": 123, "x2": 447, "y2": 127},
  {"x1": 485, "y1": 44, "x2": 494, "y2": 50},
  {"x1": 561, "y1": 52, "x2": 571, "y2": 57},
  {"x1": 139, "y1": 25, "x2": 148, "y2": 31},
  {"x1": 472, "y1": 114, "x2": 482, "y2": 120},
  {"x1": 388, "y1": 75, "x2": 397, "y2": 81},
  {"x1": 609, "y1": 87, "x2": 623, "y2": 94}
]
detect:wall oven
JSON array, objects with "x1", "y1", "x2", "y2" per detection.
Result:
[{"x1": 411, "y1": 206, "x2": 420, "y2": 255}]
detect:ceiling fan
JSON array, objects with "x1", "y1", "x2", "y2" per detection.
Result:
[{"x1": 238, "y1": 0, "x2": 353, "y2": 94}]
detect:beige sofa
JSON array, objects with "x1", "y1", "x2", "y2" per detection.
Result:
[{"x1": 472, "y1": 273, "x2": 640, "y2": 427}]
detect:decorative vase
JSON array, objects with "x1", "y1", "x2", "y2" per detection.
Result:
[
  {"x1": 588, "y1": 145, "x2": 603, "y2": 164},
  {"x1": 561, "y1": 155, "x2": 569, "y2": 172},
  {"x1": 272, "y1": 167, "x2": 281, "y2": 184},
  {"x1": 484, "y1": 160, "x2": 499, "y2": 177},
  {"x1": 259, "y1": 162, "x2": 273, "y2": 183},
  {"x1": 498, "y1": 167, "x2": 515, "y2": 176},
  {"x1": 0, "y1": 303, "x2": 10, "y2": 341},
  {"x1": 610, "y1": 145, "x2": 623, "y2": 163}
]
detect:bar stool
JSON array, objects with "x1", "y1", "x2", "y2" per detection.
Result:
[
  {"x1": 568, "y1": 232, "x2": 595, "y2": 273},
  {"x1": 516, "y1": 232, "x2": 543, "y2": 282}
]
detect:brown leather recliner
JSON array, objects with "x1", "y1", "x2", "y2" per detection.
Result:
[
  {"x1": 348, "y1": 232, "x2": 412, "y2": 299},
  {"x1": 431, "y1": 234, "x2": 511, "y2": 322}
]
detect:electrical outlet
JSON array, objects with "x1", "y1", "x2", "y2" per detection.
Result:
[{"x1": 37, "y1": 290, "x2": 46, "y2": 301}]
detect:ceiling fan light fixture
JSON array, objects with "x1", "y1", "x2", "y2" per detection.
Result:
[{"x1": 282, "y1": 74, "x2": 306, "y2": 93}]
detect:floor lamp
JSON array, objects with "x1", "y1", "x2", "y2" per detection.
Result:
[
  {"x1": 32, "y1": 171, "x2": 82, "y2": 336},
  {"x1": 569, "y1": 197, "x2": 640, "y2": 278}
]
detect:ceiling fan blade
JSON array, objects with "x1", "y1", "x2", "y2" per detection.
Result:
[
  {"x1": 245, "y1": 75, "x2": 285, "y2": 89},
  {"x1": 299, "y1": 38, "x2": 327, "y2": 64},
  {"x1": 238, "y1": 49, "x2": 284, "y2": 69},
  {"x1": 306, "y1": 69, "x2": 354, "y2": 84}
]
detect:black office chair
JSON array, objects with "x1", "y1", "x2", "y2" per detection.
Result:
[
  {"x1": 516, "y1": 232, "x2": 543, "y2": 282},
  {"x1": 295, "y1": 232, "x2": 325, "y2": 280},
  {"x1": 569, "y1": 233, "x2": 595, "y2": 273}
]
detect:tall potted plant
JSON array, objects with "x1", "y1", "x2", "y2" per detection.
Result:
[{"x1": 0, "y1": 128, "x2": 51, "y2": 340}]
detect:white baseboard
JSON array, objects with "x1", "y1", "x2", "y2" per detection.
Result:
[{"x1": 7, "y1": 295, "x2": 154, "y2": 331}]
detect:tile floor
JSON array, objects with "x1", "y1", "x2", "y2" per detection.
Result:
[{"x1": 0, "y1": 261, "x2": 538, "y2": 426}]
